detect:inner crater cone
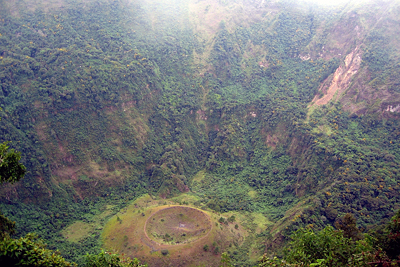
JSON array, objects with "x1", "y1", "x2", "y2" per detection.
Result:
[{"x1": 145, "y1": 206, "x2": 212, "y2": 245}]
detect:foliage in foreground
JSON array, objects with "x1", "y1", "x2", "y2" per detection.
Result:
[
  {"x1": 382, "y1": 209, "x2": 400, "y2": 260},
  {"x1": 0, "y1": 235, "x2": 148, "y2": 267},
  {"x1": 0, "y1": 233, "x2": 75, "y2": 266},
  {"x1": 0, "y1": 141, "x2": 26, "y2": 186},
  {"x1": 253, "y1": 212, "x2": 400, "y2": 267},
  {"x1": 84, "y1": 250, "x2": 147, "y2": 267},
  {"x1": 284, "y1": 225, "x2": 374, "y2": 266}
]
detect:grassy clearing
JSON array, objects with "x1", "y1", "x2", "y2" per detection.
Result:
[
  {"x1": 60, "y1": 205, "x2": 116, "y2": 243},
  {"x1": 191, "y1": 170, "x2": 206, "y2": 184},
  {"x1": 248, "y1": 190, "x2": 257, "y2": 199},
  {"x1": 101, "y1": 193, "x2": 253, "y2": 266},
  {"x1": 61, "y1": 221, "x2": 92, "y2": 243},
  {"x1": 170, "y1": 193, "x2": 201, "y2": 204},
  {"x1": 251, "y1": 213, "x2": 274, "y2": 234}
]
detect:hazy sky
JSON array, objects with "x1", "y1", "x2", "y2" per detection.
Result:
[{"x1": 303, "y1": 0, "x2": 352, "y2": 5}]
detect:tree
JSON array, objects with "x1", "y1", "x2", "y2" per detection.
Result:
[
  {"x1": 285, "y1": 225, "x2": 373, "y2": 266},
  {"x1": 256, "y1": 255, "x2": 290, "y2": 267},
  {"x1": 84, "y1": 250, "x2": 146, "y2": 267},
  {"x1": 219, "y1": 252, "x2": 233, "y2": 267},
  {"x1": 0, "y1": 212, "x2": 15, "y2": 239},
  {"x1": 0, "y1": 141, "x2": 25, "y2": 239},
  {"x1": 0, "y1": 142, "x2": 26, "y2": 184},
  {"x1": 383, "y1": 209, "x2": 400, "y2": 259},
  {"x1": 0, "y1": 139, "x2": 74, "y2": 266},
  {"x1": 0, "y1": 233, "x2": 74, "y2": 266},
  {"x1": 334, "y1": 213, "x2": 362, "y2": 240}
]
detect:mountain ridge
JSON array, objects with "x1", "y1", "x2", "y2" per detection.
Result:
[{"x1": 1, "y1": 0, "x2": 400, "y2": 264}]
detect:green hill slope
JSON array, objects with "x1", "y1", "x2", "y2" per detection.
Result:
[{"x1": 1, "y1": 0, "x2": 400, "y2": 265}]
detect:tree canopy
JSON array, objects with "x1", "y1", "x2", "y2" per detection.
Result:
[{"x1": 0, "y1": 142, "x2": 26, "y2": 184}]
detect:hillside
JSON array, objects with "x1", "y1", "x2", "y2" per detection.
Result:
[{"x1": 1, "y1": 0, "x2": 400, "y2": 265}]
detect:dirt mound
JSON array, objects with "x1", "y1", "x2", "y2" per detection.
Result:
[
  {"x1": 102, "y1": 195, "x2": 249, "y2": 266},
  {"x1": 145, "y1": 206, "x2": 212, "y2": 245}
]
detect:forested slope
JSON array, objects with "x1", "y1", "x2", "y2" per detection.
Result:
[{"x1": 1, "y1": 0, "x2": 400, "y2": 265}]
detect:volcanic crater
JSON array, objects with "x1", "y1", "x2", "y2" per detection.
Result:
[{"x1": 145, "y1": 206, "x2": 212, "y2": 245}]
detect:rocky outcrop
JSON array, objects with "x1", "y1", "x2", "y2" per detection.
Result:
[{"x1": 311, "y1": 47, "x2": 362, "y2": 107}]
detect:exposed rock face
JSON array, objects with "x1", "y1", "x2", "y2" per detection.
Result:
[
  {"x1": 311, "y1": 47, "x2": 362, "y2": 106},
  {"x1": 386, "y1": 104, "x2": 400, "y2": 113}
]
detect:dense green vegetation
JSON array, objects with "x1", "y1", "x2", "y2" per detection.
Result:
[
  {"x1": 0, "y1": 138, "x2": 74, "y2": 266},
  {"x1": 0, "y1": 139, "x2": 26, "y2": 240},
  {"x1": 250, "y1": 211, "x2": 400, "y2": 266},
  {"x1": 0, "y1": 233, "x2": 74, "y2": 266},
  {"x1": 0, "y1": 0, "x2": 400, "y2": 266},
  {"x1": 0, "y1": 117, "x2": 147, "y2": 266},
  {"x1": 84, "y1": 250, "x2": 147, "y2": 267}
]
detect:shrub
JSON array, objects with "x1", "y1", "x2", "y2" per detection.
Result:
[
  {"x1": 0, "y1": 233, "x2": 74, "y2": 267},
  {"x1": 285, "y1": 226, "x2": 374, "y2": 266},
  {"x1": 85, "y1": 250, "x2": 146, "y2": 267}
]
